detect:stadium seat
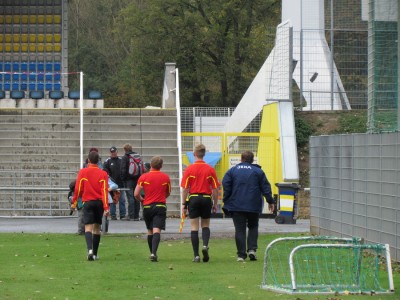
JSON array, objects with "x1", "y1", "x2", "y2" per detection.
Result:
[
  {"x1": 4, "y1": 74, "x2": 10, "y2": 81},
  {"x1": 21, "y1": 33, "x2": 28, "y2": 42},
  {"x1": 45, "y1": 73, "x2": 52, "y2": 81},
  {"x1": 30, "y1": 91, "x2": 44, "y2": 99},
  {"x1": 21, "y1": 82, "x2": 27, "y2": 91},
  {"x1": 45, "y1": 82, "x2": 53, "y2": 90},
  {"x1": 21, "y1": 44, "x2": 28, "y2": 52},
  {"x1": 49, "y1": 90, "x2": 64, "y2": 100},
  {"x1": 54, "y1": 15, "x2": 61, "y2": 24},
  {"x1": 45, "y1": 44, "x2": 53, "y2": 52},
  {"x1": 21, "y1": 73, "x2": 27, "y2": 81},
  {"x1": 54, "y1": 33, "x2": 61, "y2": 43},
  {"x1": 54, "y1": 44, "x2": 61, "y2": 52},
  {"x1": 21, "y1": 15, "x2": 29, "y2": 24},
  {"x1": 29, "y1": 82, "x2": 36, "y2": 91},
  {"x1": 5, "y1": 16, "x2": 12, "y2": 24},
  {"x1": 29, "y1": 73, "x2": 36, "y2": 81},
  {"x1": 20, "y1": 62, "x2": 28, "y2": 72},
  {"x1": 37, "y1": 73, "x2": 44, "y2": 81},
  {"x1": 5, "y1": 44, "x2": 11, "y2": 52},
  {"x1": 12, "y1": 83, "x2": 19, "y2": 91},
  {"x1": 68, "y1": 90, "x2": 80, "y2": 99},
  {"x1": 13, "y1": 44, "x2": 20, "y2": 52},
  {"x1": 29, "y1": 62, "x2": 36, "y2": 72},
  {"x1": 13, "y1": 62, "x2": 19, "y2": 71},
  {"x1": 13, "y1": 35, "x2": 20, "y2": 43},
  {"x1": 4, "y1": 82, "x2": 10, "y2": 91},
  {"x1": 12, "y1": 74, "x2": 20, "y2": 81},
  {"x1": 37, "y1": 15, "x2": 45, "y2": 24},
  {"x1": 54, "y1": 73, "x2": 61, "y2": 81},
  {"x1": 54, "y1": 82, "x2": 61, "y2": 91},
  {"x1": 11, "y1": 91, "x2": 24, "y2": 99},
  {"x1": 54, "y1": 62, "x2": 61, "y2": 71},
  {"x1": 37, "y1": 62, "x2": 44, "y2": 72},
  {"x1": 0, "y1": 16, "x2": 4, "y2": 24},
  {"x1": 4, "y1": 62, "x2": 11, "y2": 72},
  {"x1": 4, "y1": 34, "x2": 11, "y2": 43},
  {"x1": 45, "y1": 34, "x2": 53, "y2": 43},
  {"x1": 0, "y1": 91, "x2": 5, "y2": 99},
  {"x1": 37, "y1": 34, "x2": 45, "y2": 43},
  {"x1": 88, "y1": 90, "x2": 102, "y2": 99},
  {"x1": 37, "y1": 82, "x2": 44, "y2": 91}
]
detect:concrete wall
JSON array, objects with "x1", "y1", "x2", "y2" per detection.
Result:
[{"x1": 310, "y1": 132, "x2": 400, "y2": 260}]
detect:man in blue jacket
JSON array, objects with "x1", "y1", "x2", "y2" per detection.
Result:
[{"x1": 222, "y1": 151, "x2": 275, "y2": 262}]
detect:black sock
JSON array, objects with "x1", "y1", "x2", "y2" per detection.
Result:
[
  {"x1": 191, "y1": 231, "x2": 199, "y2": 256},
  {"x1": 92, "y1": 234, "x2": 101, "y2": 256},
  {"x1": 147, "y1": 235, "x2": 153, "y2": 253},
  {"x1": 84, "y1": 231, "x2": 93, "y2": 251},
  {"x1": 202, "y1": 227, "x2": 210, "y2": 247},
  {"x1": 152, "y1": 233, "x2": 160, "y2": 255}
]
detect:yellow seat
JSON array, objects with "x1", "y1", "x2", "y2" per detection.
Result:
[
  {"x1": 5, "y1": 43, "x2": 12, "y2": 52},
  {"x1": 5, "y1": 16, "x2": 12, "y2": 24},
  {"x1": 29, "y1": 34, "x2": 36, "y2": 43},
  {"x1": 37, "y1": 34, "x2": 45, "y2": 43},
  {"x1": 0, "y1": 35, "x2": 3, "y2": 43},
  {"x1": 54, "y1": 34, "x2": 61, "y2": 43},
  {"x1": 0, "y1": 44, "x2": 3, "y2": 52},
  {"x1": 54, "y1": 15, "x2": 61, "y2": 24},
  {"x1": 45, "y1": 44, "x2": 53, "y2": 52},
  {"x1": 13, "y1": 35, "x2": 20, "y2": 43},
  {"x1": 37, "y1": 44, "x2": 44, "y2": 52},
  {"x1": 21, "y1": 15, "x2": 29, "y2": 24},
  {"x1": 13, "y1": 44, "x2": 20, "y2": 52},
  {"x1": 5, "y1": 34, "x2": 12, "y2": 43},
  {"x1": 29, "y1": 15, "x2": 36, "y2": 24},
  {"x1": 13, "y1": 16, "x2": 21, "y2": 24},
  {"x1": 0, "y1": 16, "x2": 4, "y2": 24},
  {"x1": 46, "y1": 15, "x2": 53, "y2": 24},
  {"x1": 21, "y1": 43, "x2": 28, "y2": 52},
  {"x1": 45, "y1": 35, "x2": 53, "y2": 43},
  {"x1": 37, "y1": 15, "x2": 45, "y2": 24},
  {"x1": 21, "y1": 34, "x2": 28, "y2": 43},
  {"x1": 54, "y1": 43, "x2": 61, "y2": 52},
  {"x1": 29, "y1": 44, "x2": 36, "y2": 52}
]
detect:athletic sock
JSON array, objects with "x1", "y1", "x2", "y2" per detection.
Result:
[
  {"x1": 147, "y1": 235, "x2": 153, "y2": 253},
  {"x1": 191, "y1": 230, "x2": 199, "y2": 257},
  {"x1": 92, "y1": 234, "x2": 101, "y2": 256},
  {"x1": 152, "y1": 233, "x2": 160, "y2": 255},
  {"x1": 202, "y1": 227, "x2": 210, "y2": 247},
  {"x1": 84, "y1": 231, "x2": 93, "y2": 251}
]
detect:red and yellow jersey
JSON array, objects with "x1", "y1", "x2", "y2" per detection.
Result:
[
  {"x1": 72, "y1": 164, "x2": 109, "y2": 210},
  {"x1": 180, "y1": 160, "x2": 220, "y2": 194},
  {"x1": 137, "y1": 170, "x2": 171, "y2": 206}
]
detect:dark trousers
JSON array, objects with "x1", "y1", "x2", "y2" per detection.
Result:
[
  {"x1": 231, "y1": 211, "x2": 259, "y2": 259},
  {"x1": 125, "y1": 179, "x2": 141, "y2": 219}
]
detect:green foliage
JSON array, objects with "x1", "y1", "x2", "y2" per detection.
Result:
[
  {"x1": 68, "y1": 0, "x2": 281, "y2": 108},
  {"x1": 334, "y1": 111, "x2": 368, "y2": 134},
  {"x1": 295, "y1": 116, "x2": 315, "y2": 148}
]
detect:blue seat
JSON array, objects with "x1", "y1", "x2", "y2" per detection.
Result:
[
  {"x1": 49, "y1": 90, "x2": 64, "y2": 100},
  {"x1": 4, "y1": 74, "x2": 11, "y2": 81},
  {"x1": 4, "y1": 82, "x2": 11, "y2": 91},
  {"x1": 21, "y1": 82, "x2": 27, "y2": 90},
  {"x1": 29, "y1": 73, "x2": 36, "y2": 81},
  {"x1": 21, "y1": 73, "x2": 27, "y2": 81},
  {"x1": 4, "y1": 62, "x2": 11, "y2": 72},
  {"x1": 29, "y1": 62, "x2": 36, "y2": 72},
  {"x1": 0, "y1": 74, "x2": 2, "y2": 81},
  {"x1": 54, "y1": 82, "x2": 61, "y2": 91},
  {"x1": 54, "y1": 62, "x2": 61, "y2": 71},
  {"x1": 45, "y1": 82, "x2": 53, "y2": 90},
  {"x1": 10, "y1": 91, "x2": 24, "y2": 99},
  {"x1": 0, "y1": 90, "x2": 5, "y2": 99},
  {"x1": 20, "y1": 62, "x2": 28, "y2": 72},
  {"x1": 45, "y1": 73, "x2": 52, "y2": 81},
  {"x1": 29, "y1": 82, "x2": 36, "y2": 90},
  {"x1": 68, "y1": 90, "x2": 80, "y2": 99},
  {"x1": 12, "y1": 82, "x2": 19, "y2": 91},
  {"x1": 37, "y1": 73, "x2": 44, "y2": 81},
  {"x1": 45, "y1": 62, "x2": 53, "y2": 71},
  {"x1": 13, "y1": 62, "x2": 19, "y2": 71},
  {"x1": 0, "y1": 62, "x2": 3, "y2": 71},
  {"x1": 12, "y1": 74, "x2": 19, "y2": 81},
  {"x1": 88, "y1": 90, "x2": 102, "y2": 99},
  {"x1": 29, "y1": 91, "x2": 44, "y2": 99},
  {"x1": 54, "y1": 73, "x2": 61, "y2": 81},
  {"x1": 37, "y1": 82, "x2": 44, "y2": 91},
  {"x1": 37, "y1": 62, "x2": 44, "y2": 72}
]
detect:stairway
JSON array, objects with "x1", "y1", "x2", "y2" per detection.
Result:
[{"x1": 0, "y1": 108, "x2": 180, "y2": 216}]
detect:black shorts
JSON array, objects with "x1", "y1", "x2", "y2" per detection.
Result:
[
  {"x1": 143, "y1": 203, "x2": 167, "y2": 230},
  {"x1": 187, "y1": 194, "x2": 212, "y2": 219},
  {"x1": 83, "y1": 200, "x2": 104, "y2": 225}
]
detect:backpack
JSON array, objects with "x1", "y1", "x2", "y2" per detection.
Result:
[{"x1": 128, "y1": 153, "x2": 145, "y2": 178}]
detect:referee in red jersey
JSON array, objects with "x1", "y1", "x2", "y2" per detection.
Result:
[
  {"x1": 181, "y1": 144, "x2": 220, "y2": 262},
  {"x1": 134, "y1": 156, "x2": 171, "y2": 262},
  {"x1": 71, "y1": 151, "x2": 109, "y2": 261}
]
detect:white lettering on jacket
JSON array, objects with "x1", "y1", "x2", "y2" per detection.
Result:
[{"x1": 237, "y1": 165, "x2": 251, "y2": 169}]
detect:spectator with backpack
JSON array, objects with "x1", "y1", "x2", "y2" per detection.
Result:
[
  {"x1": 121, "y1": 143, "x2": 145, "y2": 221},
  {"x1": 103, "y1": 146, "x2": 127, "y2": 220}
]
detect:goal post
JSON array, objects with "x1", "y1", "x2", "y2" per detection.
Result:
[{"x1": 262, "y1": 236, "x2": 394, "y2": 294}]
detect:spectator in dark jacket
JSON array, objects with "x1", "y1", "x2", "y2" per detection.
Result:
[
  {"x1": 120, "y1": 143, "x2": 142, "y2": 221},
  {"x1": 103, "y1": 146, "x2": 127, "y2": 220},
  {"x1": 222, "y1": 150, "x2": 275, "y2": 262}
]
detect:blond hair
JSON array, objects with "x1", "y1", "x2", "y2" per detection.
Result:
[
  {"x1": 123, "y1": 143, "x2": 132, "y2": 152},
  {"x1": 194, "y1": 144, "x2": 206, "y2": 158}
]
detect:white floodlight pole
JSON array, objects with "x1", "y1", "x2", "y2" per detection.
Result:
[{"x1": 80, "y1": 71, "x2": 84, "y2": 168}]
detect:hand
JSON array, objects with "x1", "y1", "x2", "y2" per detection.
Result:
[
  {"x1": 268, "y1": 203, "x2": 275, "y2": 212},
  {"x1": 182, "y1": 206, "x2": 188, "y2": 215},
  {"x1": 212, "y1": 205, "x2": 218, "y2": 214},
  {"x1": 104, "y1": 210, "x2": 110, "y2": 217},
  {"x1": 70, "y1": 202, "x2": 77, "y2": 210}
]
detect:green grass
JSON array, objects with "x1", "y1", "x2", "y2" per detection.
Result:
[{"x1": 0, "y1": 233, "x2": 399, "y2": 300}]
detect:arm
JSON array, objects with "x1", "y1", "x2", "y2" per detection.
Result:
[
  {"x1": 260, "y1": 172, "x2": 275, "y2": 212},
  {"x1": 211, "y1": 187, "x2": 219, "y2": 213},
  {"x1": 221, "y1": 170, "x2": 232, "y2": 202},
  {"x1": 134, "y1": 183, "x2": 144, "y2": 202}
]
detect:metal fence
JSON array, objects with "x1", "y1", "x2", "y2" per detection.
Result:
[{"x1": 310, "y1": 131, "x2": 400, "y2": 261}]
